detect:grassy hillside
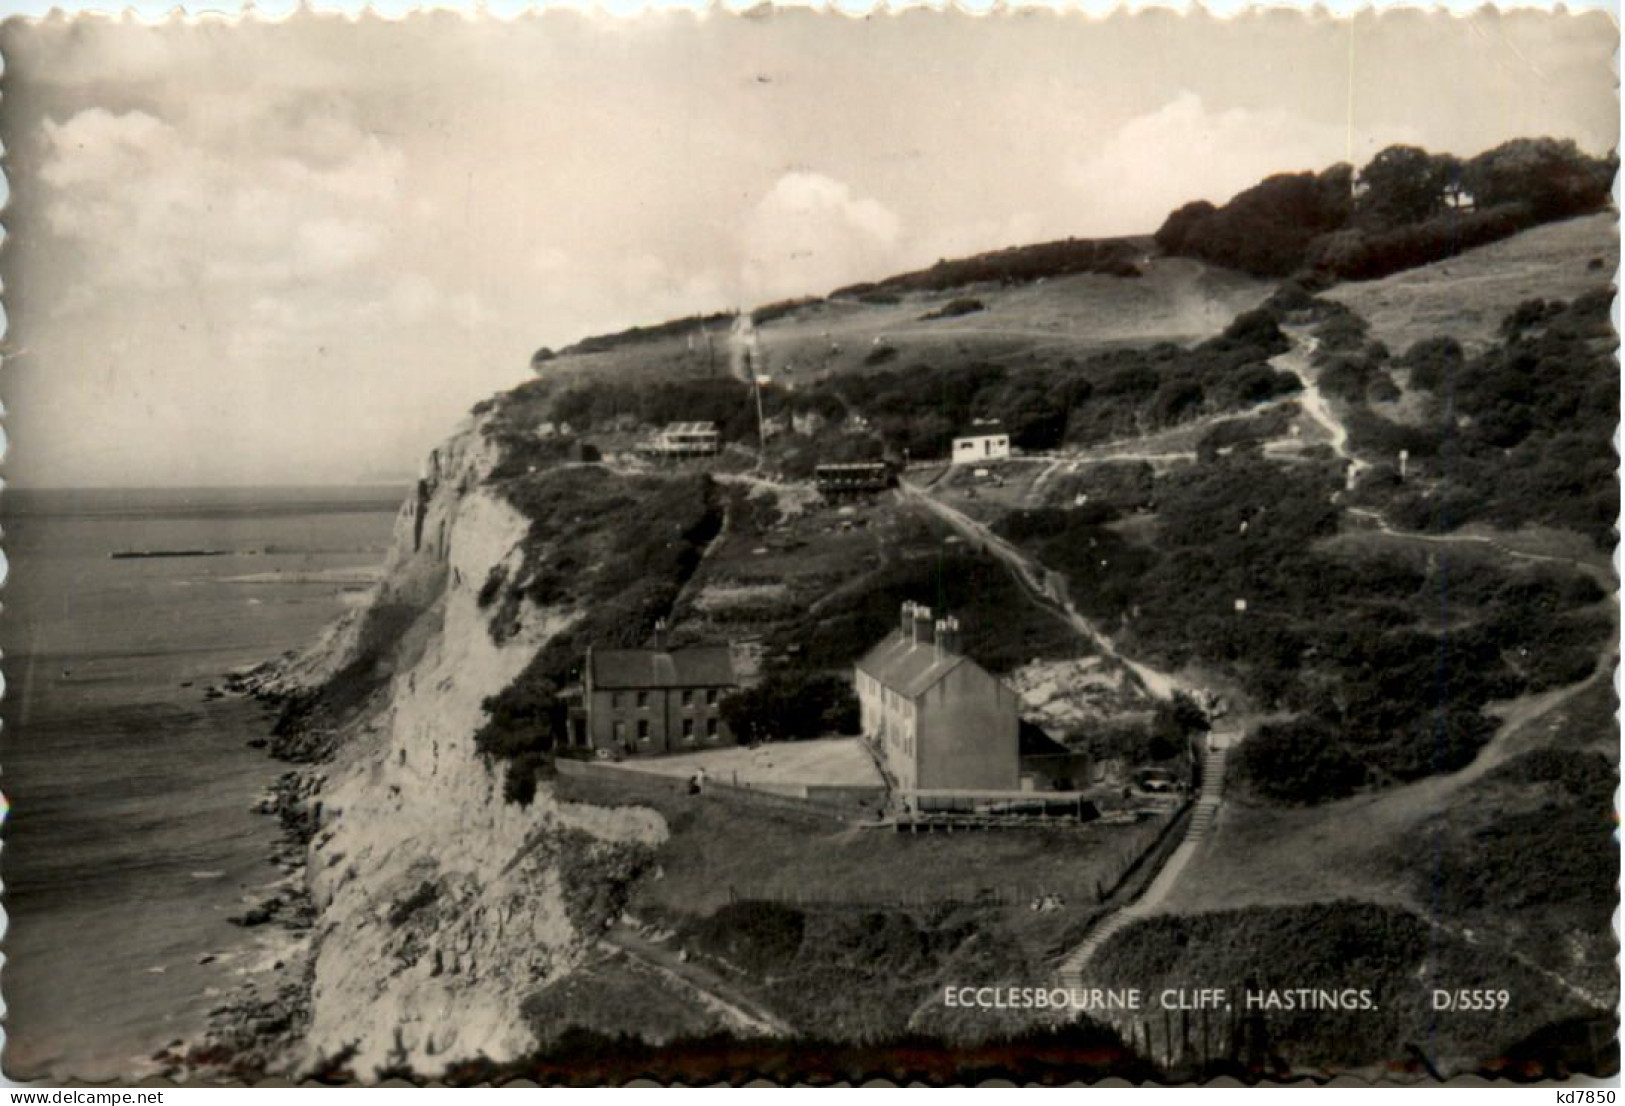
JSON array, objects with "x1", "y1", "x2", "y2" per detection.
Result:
[
  {"x1": 1092, "y1": 901, "x2": 1612, "y2": 1078},
  {"x1": 551, "y1": 766, "x2": 1166, "y2": 1043},
  {"x1": 1323, "y1": 211, "x2": 1618, "y2": 355},
  {"x1": 1159, "y1": 676, "x2": 1618, "y2": 1017},
  {"x1": 523, "y1": 254, "x2": 1272, "y2": 400}
]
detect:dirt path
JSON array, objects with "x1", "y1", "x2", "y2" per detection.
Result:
[
  {"x1": 897, "y1": 478, "x2": 1185, "y2": 701},
  {"x1": 1271, "y1": 331, "x2": 1369, "y2": 491},
  {"x1": 603, "y1": 924, "x2": 792, "y2": 1038},
  {"x1": 1029, "y1": 396, "x2": 1295, "y2": 470},
  {"x1": 1345, "y1": 507, "x2": 1613, "y2": 580}
]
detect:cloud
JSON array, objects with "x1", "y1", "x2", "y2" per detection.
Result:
[
  {"x1": 40, "y1": 105, "x2": 405, "y2": 296},
  {"x1": 738, "y1": 171, "x2": 903, "y2": 301},
  {"x1": 1067, "y1": 92, "x2": 1413, "y2": 236}
]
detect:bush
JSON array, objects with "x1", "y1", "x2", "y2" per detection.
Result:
[
  {"x1": 1236, "y1": 718, "x2": 1366, "y2": 803},
  {"x1": 388, "y1": 881, "x2": 440, "y2": 928},
  {"x1": 831, "y1": 236, "x2": 1142, "y2": 296},
  {"x1": 719, "y1": 671, "x2": 861, "y2": 744},
  {"x1": 1304, "y1": 203, "x2": 1535, "y2": 282},
  {"x1": 920, "y1": 297, "x2": 986, "y2": 321},
  {"x1": 687, "y1": 902, "x2": 806, "y2": 975},
  {"x1": 1365, "y1": 293, "x2": 1617, "y2": 547},
  {"x1": 472, "y1": 471, "x2": 725, "y2": 803}
]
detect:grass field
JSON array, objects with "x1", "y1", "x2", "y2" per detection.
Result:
[
  {"x1": 555, "y1": 767, "x2": 1144, "y2": 916},
  {"x1": 521, "y1": 946, "x2": 724, "y2": 1046},
  {"x1": 673, "y1": 479, "x2": 1086, "y2": 674},
  {"x1": 1156, "y1": 672, "x2": 1618, "y2": 1016},
  {"x1": 549, "y1": 765, "x2": 1176, "y2": 1042},
  {"x1": 602, "y1": 737, "x2": 882, "y2": 789},
  {"x1": 1324, "y1": 212, "x2": 1618, "y2": 356},
  {"x1": 532, "y1": 254, "x2": 1273, "y2": 394}
]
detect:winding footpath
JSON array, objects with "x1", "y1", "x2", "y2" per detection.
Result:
[
  {"x1": 896, "y1": 478, "x2": 1184, "y2": 701},
  {"x1": 1270, "y1": 331, "x2": 1369, "y2": 491}
]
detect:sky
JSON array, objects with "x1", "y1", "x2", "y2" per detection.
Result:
[{"x1": 0, "y1": 8, "x2": 1616, "y2": 486}]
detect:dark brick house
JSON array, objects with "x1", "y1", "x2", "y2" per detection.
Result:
[{"x1": 571, "y1": 637, "x2": 742, "y2": 757}]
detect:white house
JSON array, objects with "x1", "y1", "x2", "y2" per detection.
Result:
[
  {"x1": 951, "y1": 431, "x2": 1010, "y2": 466},
  {"x1": 855, "y1": 603, "x2": 1020, "y2": 793},
  {"x1": 642, "y1": 421, "x2": 721, "y2": 458}
]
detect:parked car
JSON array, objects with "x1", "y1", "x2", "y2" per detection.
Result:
[{"x1": 1135, "y1": 767, "x2": 1178, "y2": 794}]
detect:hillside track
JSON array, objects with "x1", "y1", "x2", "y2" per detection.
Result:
[
  {"x1": 603, "y1": 924, "x2": 793, "y2": 1038},
  {"x1": 896, "y1": 478, "x2": 1185, "y2": 702},
  {"x1": 1056, "y1": 744, "x2": 1229, "y2": 990},
  {"x1": 1271, "y1": 331, "x2": 1369, "y2": 491}
]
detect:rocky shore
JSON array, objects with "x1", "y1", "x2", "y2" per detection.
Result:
[{"x1": 153, "y1": 666, "x2": 339, "y2": 1082}]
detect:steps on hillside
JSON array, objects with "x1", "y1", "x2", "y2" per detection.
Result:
[{"x1": 1055, "y1": 748, "x2": 1229, "y2": 990}]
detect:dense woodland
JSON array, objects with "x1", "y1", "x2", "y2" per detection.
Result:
[{"x1": 1157, "y1": 138, "x2": 1615, "y2": 281}]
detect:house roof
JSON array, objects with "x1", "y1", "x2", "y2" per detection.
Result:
[
  {"x1": 1019, "y1": 720, "x2": 1071, "y2": 758},
  {"x1": 590, "y1": 645, "x2": 738, "y2": 689},
  {"x1": 855, "y1": 629, "x2": 969, "y2": 699},
  {"x1": 662, "y1": 421, "x2": 718, "y2": 436}
]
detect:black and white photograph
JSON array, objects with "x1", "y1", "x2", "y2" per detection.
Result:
[{"x1": 0, "y1": 6, "x2": 1617, "y2": 1086}]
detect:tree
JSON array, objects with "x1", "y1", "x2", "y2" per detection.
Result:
[
  {"x1": 1464, "y1": 137, "x2": 1615, "y2": 220},
  {"x1": 1357, "y1": 145, "x2": 1451, "y2": 226},
  {"x1": 719, "y1": 672, "x2": 860, "y2": 744}
]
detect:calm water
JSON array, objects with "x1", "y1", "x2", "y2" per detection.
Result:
[{"x1": 1, "y1": 487, "x2": 403, "y2": 1081}]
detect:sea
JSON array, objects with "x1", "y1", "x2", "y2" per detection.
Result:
[{"x1": 0, "y1": 486, "x2": 405, "y2": 1082}]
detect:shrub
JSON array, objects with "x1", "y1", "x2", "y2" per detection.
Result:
[
  {"x1": 687, "y1": 902, "x2": 807, "y2": 975},
  {"x1": 472, "y1": 471, "x2": 725, "y2": 803},
  {"x1": 1153, "y1": 165, "x2": 1354, "y2": 277},
  {"x1": 831, "y1": 236, "x2": 1141, "y2": 296},
  {"x1": 920, "y1": 297, "x2": 986, "y2": 321},
  {"x1": 388, "y1": 881, "x2": 440, "y2": 928},
  {"x1": 1236, "y1": 718, "x2": 1366, "y2": 803},
  {"x1": 719, "y1": 671, "x2": 861, "y2": 744}
]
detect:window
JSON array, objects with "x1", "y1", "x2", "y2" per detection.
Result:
[
  {"x1": 682, "y1": 719, "x2": 696, "y2": 741},
  {"x1": 681, "y1": 689, "x2": 694, "y2": 707},
  {"x1": 705, "y1": 688, "x2": 719, "y2": 706},
  {"x1": 611, "y1": 691, "x2": 623, "y2": 710},
  {"x1": 706, "y1": 718, "x2": 719, "y2": 740},
  {"x1": 637, "y1": 720, "x2": 650, "y2": 742},
  {"x1": 636, "y1": 691, "x2": 649, "y2": 709},
  {"x1": 612, "y1": 720, "x2": 627, "y2": 743}
]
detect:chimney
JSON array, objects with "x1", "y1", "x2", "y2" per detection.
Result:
[
  {"x1": 934, "y1": 620, "x2": 948, "y2": 661},
  {"x1": 939, "y1": 615, "x2": 962, "y2": 657},
  {"x1": 653, "y1": 619, "x2": 668, "y2": 651},
  {"x1": 900, "y1": 601, "x2": 917, "y2": 637},
  {"x1": 912, "y1": 605, "x2": 935, "y2": 647}
]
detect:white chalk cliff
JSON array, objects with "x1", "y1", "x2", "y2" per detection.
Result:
[{"x1": 277, "y1": 418, "x2": 665, "y2": 1077}]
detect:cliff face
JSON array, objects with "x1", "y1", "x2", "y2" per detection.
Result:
[{"x1": 278, "y1": 418, "x2": 665, "y2": 1077}]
